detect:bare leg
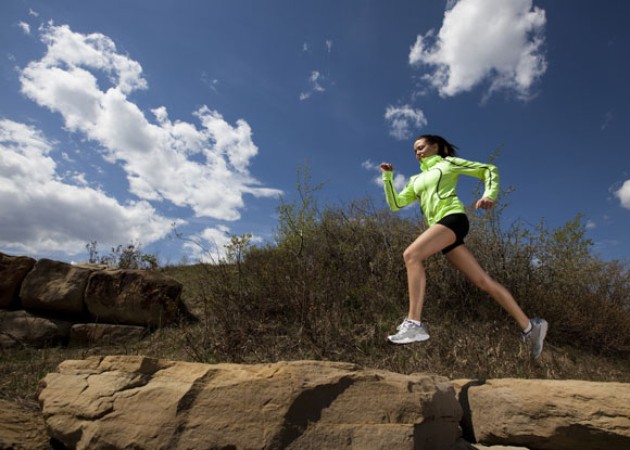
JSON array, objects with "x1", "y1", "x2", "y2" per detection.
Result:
[
  {"x1": 445, "y1": 245, "x2": 530, "y2": 330},
  {"x1": 403, "y1": 225, "x2": 457, "y2": 322}
]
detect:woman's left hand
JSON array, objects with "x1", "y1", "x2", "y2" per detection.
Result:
[{"x1": 475, "y1": 197, "x2": 495, "y2": 210}]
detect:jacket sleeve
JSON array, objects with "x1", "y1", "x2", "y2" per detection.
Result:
[
  {"x1": 445, "y1": 156, "x2": 500, "y2": 201},
  {"x1": 382, "y1": 171, "x2": 417, "y2": 211}
]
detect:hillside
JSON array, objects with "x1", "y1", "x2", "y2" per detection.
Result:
[{"x1": 2, "y1": 198, "x2": 629, "y2": 411}]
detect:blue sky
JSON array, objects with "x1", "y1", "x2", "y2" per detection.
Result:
[{"x1": 1, "y1": 0, "x2": 629, "y2": 264}]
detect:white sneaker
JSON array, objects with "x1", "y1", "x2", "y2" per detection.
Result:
[
  {"x1": 388, "y1": 319, "x2": 430, "y2": 344},
  {"x1": 522, "y1": 318, "x2": 548, "y2": 359}
]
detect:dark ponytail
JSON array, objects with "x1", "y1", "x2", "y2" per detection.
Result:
[{"x1": 415, "y1": 134, "x2": 458, "y2": 157}]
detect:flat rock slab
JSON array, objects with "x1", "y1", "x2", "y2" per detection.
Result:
[
  {"x1": 454, "y1": 378, "x2": 630, "y2": 450},
  {"x1": 38, "y1": 356, "x2": 462, "y2": 450},
  {"x1": 0, "y1": 310, "x2": 72, "y2": 348},
  {"x1": 0, "y1": 399, "x2": 49, "y2": 450}
]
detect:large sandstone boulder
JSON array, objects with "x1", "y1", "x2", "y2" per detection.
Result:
[
  {"x1": 0, "y1": 252, "x2": 36, "y2": 309},
  {"x1": 455, "y1": 378, "x2": 630, "y2": 450},
  {"x1": 0, "y1": 399, "x2": 50, "y2": 450},
  {"x1": 38, "y1": 356, "x2": 462, "y2": 450},
  {"x1": 0, "y1": 310, "x2": 73, "y2": 348},
  {"x1": 84, "y1": 270, "x2": 184, "y2": 327},
  {"x1": 20, "y1": 258, "x2": 92, "y2": 315}
]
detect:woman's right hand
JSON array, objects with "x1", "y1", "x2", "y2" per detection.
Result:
[{"x1": 380, "y1": 162, "x2": 393, "y2": 172}]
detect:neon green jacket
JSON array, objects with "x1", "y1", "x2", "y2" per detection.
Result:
[{"x1": 382, "y1": 154, "x2": 499, "y2": 226}]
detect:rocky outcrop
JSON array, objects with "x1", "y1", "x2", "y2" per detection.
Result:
[
  {"x1": 21, "y1": 258, "x2": 93, "y2": 315},
  {"x1": 0, "y1": 310, "x2": 73, "y2": 348},
  {"x1": 0, "y1": 253, "x2": 35, "y2": 309},
  {"x1": 35, "y1": 357, "x2": 630, "y2": 450},
  {"x1": 455, "y1": 378, "x2": 630, "y2": 450},
  {"x1": 0, "y1": 251, "x2": 190, "y2": 348},
  {"x1": 85, "y1": 270, "x2": 184, "y2": 327},
  {"x1": 37, "y1": 356, "x2": 463, "y2": 450}
]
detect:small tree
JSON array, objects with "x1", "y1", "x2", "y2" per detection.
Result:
[
  {"x1": 85, "y1": 241, "x2": 159, "y2": 270},
  {"x1": 275, "y1": 162, "x2": 325, "y2": 257}
]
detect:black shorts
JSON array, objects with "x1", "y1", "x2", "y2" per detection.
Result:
[{"x1": 437, "y1": 213, "x2": 469, "y2": 255}]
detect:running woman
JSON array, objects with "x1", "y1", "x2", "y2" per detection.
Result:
[{"x1": 381, "y1": 134, "x2": 548, "y2": 359}]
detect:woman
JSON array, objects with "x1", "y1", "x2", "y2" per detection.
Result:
[{"x1": 380, "y1": 134, "x2": 548, "y2": 359}]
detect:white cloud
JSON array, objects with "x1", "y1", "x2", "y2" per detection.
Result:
[
  {"x1": 299, "y1": 40, "x2": 334, "y2": 100},
  {"x1": 384, "y1": 173, "x2": 408, "y2": 191},
  {"x1": 586, "y1": 220, "x2": 596, "y2": 230},
  {"x1": 29, "y1": 8, "x2": 39, "y2": 17},
  {"x1": 361, "y1": 160, "x2": 378, "y2": 171},
  {"x1": 299, "y1": 70, "x2": 326, "y2": 101},
  {"x1": 614, "y1": 180, "x2": 630, "y2": 209},
  {"x1": 183, "y1": 225, "x2": 232, "y2": 263},
  {"x1": 384, "y1": 105, "x2": 427, "y2": 140},
  {"x1": 362, "y1": 159, "x2": 408, "y2": 191},
  {"x1": 371, "y1": 173, "x2": 408, "y2": 191},
  {"x1": 409, "y1": 0, "x2": 547, "y2": 100},
  {"x1": 0, "y1": 119, "x2": 176, "y2": 256},
  {"x1": 201, "y1": 72, "x2": 219, "y2": 92},
  {"x1": 182, "y1": 226, "x2": 262, "y2": 263},
  {"x1": 18, "y1": 21, "x2": 31, "y2": 35},
  {"x1": 19, "y1": 23, "x2": 281, "y2": 223}
]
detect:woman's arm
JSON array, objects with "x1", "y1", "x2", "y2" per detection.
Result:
[
  {"x1": 380, "y1": 163, "x2": 417, "y2": 212},
  {"x1": 445, "y1": 156, "x2": 500, "y2": 204}
]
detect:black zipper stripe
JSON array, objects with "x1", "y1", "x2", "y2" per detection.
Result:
[
  {"x1": 385, "y1": 178, "x2": 404, "y2": 209},
  {"x1": 432, "y1": 168, "x2": 458, "y2": 200},
  {"x1": 445, "y1": 157, "x2": 495, "y2": 191}
]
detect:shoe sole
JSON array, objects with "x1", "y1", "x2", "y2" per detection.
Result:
[
  {"x1": 532, "y1": 320, "x2": 548, "y2": 359},
  {"x1": 387, "y1": 334, "x2": 430, "y2": 344}
]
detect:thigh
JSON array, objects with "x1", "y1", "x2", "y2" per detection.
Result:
[
  {"x1": 405, "y1": 224, "x2": 457, "y2": 261},
  {"x1": 445, "y1": 244, "x2": 488, "y2": 284}
]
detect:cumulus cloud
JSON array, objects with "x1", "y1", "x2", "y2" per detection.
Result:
[
  {"x1": 384, "y1": 105, "x2": 427, "y2": 140},
  {"x1": 19, "y1": 23, "x2": 281, "y2": 223},
  {"x1": 409, "y1": 0, "x2": 547, "y2": 99},
  {"x1": 614, "y1": 180, "x2": 630, "y2": 209},
  {"x1": 0, "y1": 119, "x2": 176, "y2": 256}
]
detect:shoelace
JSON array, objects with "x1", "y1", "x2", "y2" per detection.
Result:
[{"x1": 402, "y1": 319, "x2": 420, "y2": 330}]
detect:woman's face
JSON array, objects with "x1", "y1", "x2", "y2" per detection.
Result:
[{"x1": 413, "y1": 138, "x2": 439, "y2": 161}]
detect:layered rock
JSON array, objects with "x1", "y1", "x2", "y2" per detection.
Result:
[
  {"x1": 20, "y1": 258, "x2": 93, "y2": 315},
  {"x1": 0, "y1": 310, "x2": 73, "y2": 348},
  {"x1": 455, "y1": 378, "x2": 630, "y2": 450},
  {"x1": 37, "y1": 356, "x2": 462, "y2": 450},
  {"x1": 85, "y1": 270, "x2": 184, "y2": 327},
  {"x1": 0, "y1": 252, "x2": 189, "y2": 348},
  {"x1": 0, "y1": 399, "x2": 50, "y2": 450},
  {"x1": 0, "y1": 252, "x2": 35, "y2": 309}
]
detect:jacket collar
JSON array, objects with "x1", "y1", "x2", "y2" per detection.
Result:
[{"x1": 420, "y1": 154, "x2": 443, "y2": 172}]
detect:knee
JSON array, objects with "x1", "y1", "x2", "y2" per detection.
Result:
[{"x1": 403, "y1": 247, "x2": 423, "y2": 266}]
